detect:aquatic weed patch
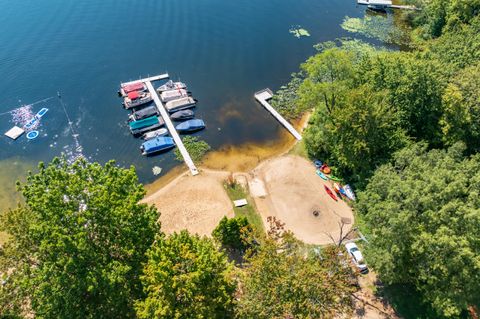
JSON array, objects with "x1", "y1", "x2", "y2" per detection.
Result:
[
  {"x1": 174, "y1": 136, "x2": 211, "y2": 163},
  {"x1": 341, "y1": 15, "x2": 409, "y2": 44}
]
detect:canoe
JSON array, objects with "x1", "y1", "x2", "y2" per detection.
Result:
[
  {"x1": 316, "y1": 170, "x2": 328, "y2": 180},
  {"x1": 344, "y1": 184, "x2": 356, "y2": 201},
  {"x1": 175, "y1": 119, "x2": 205, "y2": 133},
  {"x1": 324, "y1": 185, "x2": 338, "y2": 201},
  {"x1": 170, "y1": 109, "x2": 194, "y2": 121},
  {"x1": 140, "y1": 136, "x2": 175, "y2": 155},
  {"x1": 143, "y1": 128, "x2": 168, "y2": 140}
]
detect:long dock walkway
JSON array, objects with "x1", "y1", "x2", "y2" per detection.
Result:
[
  {"x1": 145, "y1": 81, "x2": 199, "y2": 176},
  {"x1": 254, "y1": 88, "x2": 302, "y2": 141},
  {"x1": 121, "y1": 73, "x2": 169, "y2": 87}
]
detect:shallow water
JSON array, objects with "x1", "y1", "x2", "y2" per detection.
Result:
[{"x1": 0, "y1": 0, "x2": 371, "y2": 210}]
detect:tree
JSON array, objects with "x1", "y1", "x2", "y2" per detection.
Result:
[
  {"x1": 0, "y1": 158, "x2": 159, "y2": 318},
  {"x1": 135, "y1": 231, "x2": 235, "y2": 319},
  {"x1": 441, "y1": 63, "x2": 480, "y2": 153},
  {"x1": 304, "y1": 85, "x2": 408, "y2": 183},
  {"x1": 356, "y1": 143, "x2": 480, "y2": 317},
  {"x1": 235, "y1": 228, "x2": 357, "y2": 319},
  {"x1": 212, "y1": 216, "x2": 255, "y2": 251}
]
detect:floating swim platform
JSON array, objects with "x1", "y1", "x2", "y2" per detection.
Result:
[
  {"x1": 36, "y1": 108, "x2": 49, "y2": 118},
  {"x1": 26, "y1": 130, "x2": 39, "y2": 140},
  {"x1": 4, "y1": 126, "x2": 25, "y2": 140}
]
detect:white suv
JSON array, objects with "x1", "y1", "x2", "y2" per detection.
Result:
[{"x1": 345, "y1": 242, "x2": 368, "y2": 274}]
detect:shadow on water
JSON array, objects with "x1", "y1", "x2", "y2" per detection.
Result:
[{"x1": 0, "y1": 157, "x2": 36, "y2": 212}]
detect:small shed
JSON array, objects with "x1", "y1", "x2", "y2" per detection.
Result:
[{"x1": 233, "y1": 199, "x2": 248, "y2": 207}]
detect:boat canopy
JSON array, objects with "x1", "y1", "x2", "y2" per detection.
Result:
[
  {"x1": 142, "y1": 136, "x2": 175, "y2": 153},
  {"x1": 127, "y1": 91, "x2": 140, "y2": 100},
  {"x1": 122, "y1": 82, "x2": 144, "y2": 93},
  {"x1": 129, "y1": 116, "x2": 160, "y2": 130}
]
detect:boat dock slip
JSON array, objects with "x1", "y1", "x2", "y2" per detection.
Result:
[
  {"x1": 254, "y1": 88, "x2": 302, "y2": 141},
  {"x1": 145, "y1": 81, "x2": 199, "y2": 176},
  {"x1": 121, "y1": 73, "x2": 170, "y2": 86},
  {"x1": 357, "y1": 0, "x2": 418, "y2": 10}
]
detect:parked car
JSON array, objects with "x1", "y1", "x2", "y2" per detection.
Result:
[{"x1": 345, "y1": 242, "x2": 368, "y2": 274}]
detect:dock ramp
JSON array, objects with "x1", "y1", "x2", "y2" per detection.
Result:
[{"x1": 254, "y1": 88, "x2": 302, "y2": 141}]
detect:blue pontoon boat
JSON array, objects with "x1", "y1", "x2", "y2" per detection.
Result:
[
  {"x1": 140, "y1": 136, "x2": 175, "y2": 155},
  {"x1": 175, "y1": 119, "x2": 205, "y2": 133}
]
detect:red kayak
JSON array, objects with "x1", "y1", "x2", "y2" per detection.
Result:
[{"x1": 324, "y1": 185, "x2": 338, "y2": 201}]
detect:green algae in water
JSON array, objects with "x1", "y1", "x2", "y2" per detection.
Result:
[
  {"x1": 341, "y1": 15, "x2": 408, "y2": 44},
  {"x1": 289, "y1": 26, "x2": 311, "y2": 38}
]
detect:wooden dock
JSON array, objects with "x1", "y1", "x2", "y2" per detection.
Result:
[
  {"x1": 121, "y1": 73, "x2": 170, "y2": 87},
  {"x1": 357, "y1": 0, "x2": 418, "y2": 10},
  {"x1": 145, "y1": 81, "x2": 199, "y2": 176},
  {"x1": 254, "y1": 88, "x2": 302, "y2": 141}
]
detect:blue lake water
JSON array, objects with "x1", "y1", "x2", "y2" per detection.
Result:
[{"x1": 0, "y1": 0, "x2": 370, "y2": 191}]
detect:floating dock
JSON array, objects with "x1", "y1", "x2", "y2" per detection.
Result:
[
  {"x1": 254, "y1": 88, "x2": 302, "y2": 141},
  {"x1": 145, "y1": 81, "x2": 199, "y2": 176},
  {"x1": 121, "y1": 73, "x2": 170, "y2": 87}
]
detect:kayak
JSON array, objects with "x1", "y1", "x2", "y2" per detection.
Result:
[
  {"x1": 344, "y1": 184, "x2": 356, "y2": 201},
  {"x1": 340, "y1": 187, "x2": 347, "y2": 197},
  {"x1": 320, "y1": 164, "x2": 331, "y2": 174},
  {"x1": 328, "y1": 175, "x2": 342, "y2": 182},
  {"x1": 316, "y1": 170, "x2": 328, "y2": 180},
  {"x1": 314, "y1": 160, "x2": 323, "y2": 168},
  {"x1": 324, "y1": 185, "x2": 338, "y2": 201},
  {"x1": 333, "y1": 183, "x2": 341, "y2": 194}
]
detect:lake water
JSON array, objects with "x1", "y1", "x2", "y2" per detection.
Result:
[{"x1": 0, "y1": 0, "x2": 370, "y2": 207}]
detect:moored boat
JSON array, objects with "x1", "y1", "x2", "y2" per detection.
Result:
[
  {"x1": 165, "y1": 96, "x2": 196, "y2": 113},
  {"x1": 141, "y1": 136, "x2": 175, "y2": 155},
  {"x1": 160, "y1": 89, "x2": 189, "y2": 103},
  {"x1": 143, "y1": 128, "x2": 168, "y2": 140},
  {"x1": 129, "y1": 116, "x2": 165, "y2": 135},
  {"x1": 170, "y1": 109, "x2": 194, "y2": 121},
  {"x1": 157, "y1": 80, "x2": 187, "y2": 92},
  {"x1": 119, "y1": 82, "x2": 146, "y2": 97},
  {"x1": 175, "y1": 119, "x2": 205, "y2": 133},
  {"x1": 129, "y1": 105, "x2": 159, "y2": 121},
  {"x1": 123, "y1": 91, "x2": 153, "y2": 109}
]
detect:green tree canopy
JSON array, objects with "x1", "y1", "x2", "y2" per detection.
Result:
[
  {"x1": 212, "y1": 216, "x2": 255, "y2": 251},
  {"x1": 235, "y1": 230, "x2": 356, "y2": 319},
  {"x1": 135, "y1": 231, "x2": 235, "y2": 319},
  {"x1": 441, "y1": 63, "x2": 480, "y2": 152},
  {"x1": 304, "y1": 85, "x2": 407, "y2": 183},
  {"x1": 356, "y1": 143, "x2": 480, "y2": 317},
  {"x1": 0, "y1": 158, "x2": 159, "y2": 318}
]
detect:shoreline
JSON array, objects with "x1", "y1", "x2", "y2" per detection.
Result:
[{"x1": 144, "y1": 112, "x2": 311, "y2": 196}]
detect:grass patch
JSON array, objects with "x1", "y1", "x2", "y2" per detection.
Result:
[{"x1": 224, "y1": 182, "x2": 264, "y2": 235}]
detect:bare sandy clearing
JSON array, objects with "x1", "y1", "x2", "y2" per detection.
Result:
[
  {"x1": 253, "y1": 155, "x2": 354, "y2": 245},
  {"x1": 143, "y1": 169, "x2": 234, "y2": 237}
]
